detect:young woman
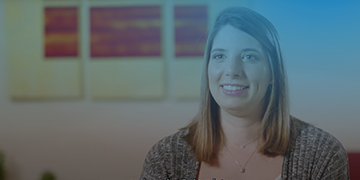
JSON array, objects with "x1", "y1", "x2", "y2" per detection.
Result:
[{"x1": 140, "y1": 7, "x2": 349, "y2": 180}]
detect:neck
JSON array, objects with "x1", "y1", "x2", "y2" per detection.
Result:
[{"x1": 220, "y1": 108, "x2": 262, "y2": 146}]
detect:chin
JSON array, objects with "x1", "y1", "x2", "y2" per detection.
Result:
[{"x1": 219, "y1": 102, "x2": 246, "y2": 111}]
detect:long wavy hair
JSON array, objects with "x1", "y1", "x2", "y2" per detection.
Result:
[{"x1": 180, "y1": 7, "x2": 304, "y2": 164}]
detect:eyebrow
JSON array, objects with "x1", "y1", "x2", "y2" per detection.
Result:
[{"x1": 210, "y1": 47, "x2": 261, "y2": 53}]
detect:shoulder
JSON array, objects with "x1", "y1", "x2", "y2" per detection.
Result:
[
  {"x1": 296, "y1": 123, "x2": 346, "y2": 154},
  {"x1": 287, "y1": 123, "x2": 349, "y2": 179},
  {"x1": 140, "y1": 129, "x2": 196, "y2": 179},
  {"x1": 146, "y1": 129, "x2": 191, "y2": 157}
]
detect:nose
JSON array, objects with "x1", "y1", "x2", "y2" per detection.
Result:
[{"x1": 225, "y1": 56, "x2": 243, "y2": 77}]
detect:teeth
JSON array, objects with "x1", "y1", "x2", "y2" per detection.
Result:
[{"x1": 223, "y1": 85, "x2": 248, "y2": 91}]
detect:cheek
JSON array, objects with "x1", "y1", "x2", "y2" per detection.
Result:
[
  {"x1": 260, "y1": 66, "x2": 271, "y2": 83},
  {"x1": 246, "y1": 65, "x2": 271, "y2": 85},
  {"x1": 207, "y1": 63, "x2": 222, "y2": 82}
]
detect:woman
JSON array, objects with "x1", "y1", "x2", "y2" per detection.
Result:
[{"x1": 140, "y1": 7, "x2": 349, "y2": 180}]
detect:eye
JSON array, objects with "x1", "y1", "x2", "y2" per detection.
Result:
[
  {"x1": 212, "y1": 54, "x2": 225, "y2": 60},
  {"x1": 242, "y1": 54, "x2": 257, "y2": 61}
]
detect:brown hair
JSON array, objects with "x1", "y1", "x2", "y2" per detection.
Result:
[{"x1": 180, "y1": 7, "x2": 304, "y2": 164}]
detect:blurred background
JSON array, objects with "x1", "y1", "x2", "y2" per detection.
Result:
[{"x1": 0, "y1": 0, "x2": 359, "y2": 179}]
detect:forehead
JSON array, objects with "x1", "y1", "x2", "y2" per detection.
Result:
[{"x1": 212, "y1": 25, "x2": 263, "y2": 51}]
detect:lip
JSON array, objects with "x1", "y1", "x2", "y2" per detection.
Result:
[
  {"x1": 221, "y1": 84, "x2": 249, "y2": 96},
  {"x1": 221, "y1": 83, "x2": 248, "y2": 87}
]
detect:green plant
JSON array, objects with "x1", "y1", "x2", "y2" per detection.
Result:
[{"x1": 40, "y1": 171, "x2": 56, "y2": 180}]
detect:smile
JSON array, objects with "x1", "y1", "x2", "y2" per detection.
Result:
[
  {"x1": 220, "y1": 84, "x2": 249, "y2": 96},
  {"x1": 222, "y1": 85, "x2": 249, "y2": 91}
]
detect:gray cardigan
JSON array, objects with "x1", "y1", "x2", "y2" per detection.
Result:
[{"x1": 140, "y1": 124, "x2": 349, "y2": 180}]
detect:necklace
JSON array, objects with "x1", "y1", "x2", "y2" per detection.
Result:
[
  {"x1": 224, "y1": 143, "x2": 258, "y2": 173},
  {"x1": 230, "y1": 135, "x2": 259, "y2": 148}
]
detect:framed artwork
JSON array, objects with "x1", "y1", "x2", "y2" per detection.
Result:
[
  {"x1": 173, "y1": 5, "x2": 208, "y2": 99},
  {"x1": 89, "y1": 5, "x2": 165, "y2": 99},
  {"x1": 174, "y1": 5, "x2": 207, "y2": 57},
  {"x1": 90, "y1": 6, "x2": 162, "y2": 57},
  {"x1": 6, "y1": 2, "x2": 81, "y2": 99},
  {"x1": 44, "y1": 7, "x2": 78, "y2": 57}
]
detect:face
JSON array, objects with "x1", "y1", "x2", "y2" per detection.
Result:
[{"x1": 208, "y1": 25, "x2": 272, "y2": 115}]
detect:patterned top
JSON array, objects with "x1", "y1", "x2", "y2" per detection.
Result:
[{"x1": 140, "y1": 123, "x2": 349, "y2": 180}]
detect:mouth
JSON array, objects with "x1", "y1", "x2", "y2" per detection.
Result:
[{"x1": 221, "y1": 84, "x2": 249, "y2": 91}]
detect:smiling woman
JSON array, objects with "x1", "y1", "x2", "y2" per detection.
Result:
[
  {"x1": 139, "y1": 7, "x2": 349, "y2": 180},
  {"x1": 208, "y1": 25, "x2": 272, "y2": 117}
]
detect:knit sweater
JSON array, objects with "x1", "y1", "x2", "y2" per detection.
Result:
[{"x1": 140, "y1": 124, "x2": 349, "y2": 180}]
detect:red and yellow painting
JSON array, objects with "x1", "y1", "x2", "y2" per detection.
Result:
[
  {"x1": 90, "y1": 6, "x2": 161, "y2": 57},
  {"x1": 44, "y1": 7, "x2": 78, "y2": 57},
  {"x1": 174, "y1": 6, "x2": 207, "y2": 57}
]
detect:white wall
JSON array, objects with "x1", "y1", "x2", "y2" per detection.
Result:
[{"x1": 0, "y1": 0, "x2": 359, "y2": 180}]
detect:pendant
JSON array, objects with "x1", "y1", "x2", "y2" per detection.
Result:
[
  {"x1": 241, "y1": 168, "x2": 245, "y2": 173},
  {"x1": 240, "y1": 145, "x2": 246, "y2": 148}
]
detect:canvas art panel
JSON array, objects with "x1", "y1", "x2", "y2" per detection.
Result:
[
  {"x1": 44, "y1": 7, "x2": 79, "y2": 57},
  {"x1": 174, "y1": 5, "x2": 207, "y2": 57},
  {"x1": 90, "y1": 6, "x2": 162, "y2": 57}
]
